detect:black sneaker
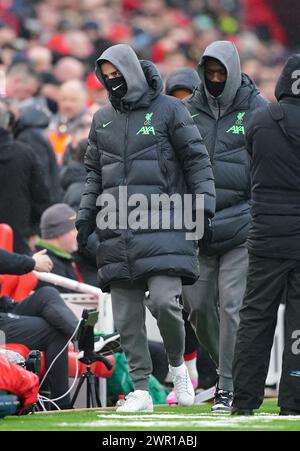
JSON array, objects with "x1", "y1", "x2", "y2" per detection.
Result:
[
  {"x1": 231, "y1": 406, "x2": 254, "y2": 416},
  {"x1": 279, "y1": 408, "x2": 300, "y2": 416},
  {"x1": 211, "y1": 388, "x2": 233, "y2": 412}
]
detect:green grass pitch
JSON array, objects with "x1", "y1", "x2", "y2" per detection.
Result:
[{"x1": 1, "y1": 399, "x2": 300, "y2": 431}]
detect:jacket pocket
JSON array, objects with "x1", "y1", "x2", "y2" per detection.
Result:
[{"x1": 156, "y1": 147, "x2": 172, "y2": 193}]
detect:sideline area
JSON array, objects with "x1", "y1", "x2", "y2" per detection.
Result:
[{"x1": 1, "y1": 400, "x2": 300, "y2": 431}]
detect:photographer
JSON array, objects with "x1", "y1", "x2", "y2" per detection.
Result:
[{"x1": 0, "y1": 248, "x2": 78, "y2": 409}]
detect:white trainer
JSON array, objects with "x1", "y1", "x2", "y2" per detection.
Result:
[
  {"x1": 116, "y1": 390, "x2": 153, "y2": 413},
  {"x1": 169, "y1": 363, "x2": 195, "y2": 406}
]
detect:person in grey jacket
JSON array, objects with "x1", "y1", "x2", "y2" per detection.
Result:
[
  {"x1": 165, "y1": 67, "x2": 201, "y2": 99},
  {"x1": 182, "y1": 41, "x2": 267, "y2": 411},
  {"x1": 76, "y1": 44, "x2": 216, "y2": 412}
]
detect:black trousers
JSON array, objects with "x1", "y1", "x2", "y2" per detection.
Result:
[
  {"x1": 0, "y1": 287, "x2": 78, "y2": 407},
  {"x1": 233, "y1": 254, "x2": 300, "y2": 411}
]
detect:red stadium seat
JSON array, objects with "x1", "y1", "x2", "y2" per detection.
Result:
[{"x1": 1, "y1": 344, "x2": 115, "y2": 379}]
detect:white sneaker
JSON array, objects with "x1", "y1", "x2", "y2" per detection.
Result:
[
  {"x1": 116, "y1": 390, "x2": 153, "y2": 413},
  {"x1": 169, "y1": 363, "x2": 195, "y2": 406}
]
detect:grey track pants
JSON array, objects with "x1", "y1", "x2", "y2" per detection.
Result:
[
  {"x1": 111, "y1": 275, "x2": 185, "y2": 391},
  {"x1": 182, "y1": 245, "x2": 248, "y2": 391}
]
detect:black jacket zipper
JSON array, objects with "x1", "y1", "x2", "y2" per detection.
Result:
[{"x1": 123, "y1": 113, "x2": 132, "y2": 281}]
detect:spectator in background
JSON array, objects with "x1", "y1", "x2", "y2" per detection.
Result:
[
  {"x1": 48, "y1": 80, "x2": 88, "y2": 164},
  {"x1": 61, "y1": 138, "x2": 87, "y2": 211},
  {"x1": 12, "y1": 100, "x2": 63, "y2": 204},
  {"x1": 35, "y1": 203, "x2": 81, "y2": 291},
  {"x1": 36, "y1": 200, "x2": 99, "y2": 289},
  {"x1": 61, "y1": 111, "x2": 92, "y2": 166},
  {"x1": 182, "y1": 41, "x2": 267, "y2": 412},
  {"x1": 85, "y1": 72, "x2": 108, "y2": 106},
  {"x1": 0, "y1": 100, "x2": 50, "y2": 254},
  {"x1": 53, "y1": 57, "x2": 85, "y2": 83},
  {"x1": 27, "y1": 46, "x2": 53, "y2": 74},
  {"x1": 5, "y1": 63, "x2": 40, "y2": 102},
  {"x1": 39, "y1": 72, "x2": 61, "y2": 115}
]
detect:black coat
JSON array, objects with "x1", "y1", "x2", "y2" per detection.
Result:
[
  {"x1": 60, "y1": 161, "x2": 86, "y2": 211},
  {"x1": 0, "y1": 248, "x2": 35, "y2": 312},
  {"x1": 0, "y1": 248, "x2": 35, "y2": 275},
  {"x1": 185, "y1": 75, "x2": 266, "y2": 255},
  {"x1": 0, "y1": 129, "x2": 51, "y2": 254},
  {"x1": 77, "y1": 44, "x2": 215, "y2": 291},
  {"x1": 246, "y1": 97, "x2": 300, "y2": 259},
  {"x1": 14, "y1": 106, "x2": 63, "y2": 204}
]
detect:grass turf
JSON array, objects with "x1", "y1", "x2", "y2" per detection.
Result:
[{"x1": 1, "y1": 399, "x2": 300, "y2": 431}]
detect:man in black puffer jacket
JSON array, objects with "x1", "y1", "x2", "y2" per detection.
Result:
[
  {"x1": 0, "y1": 101, "x2": 51, "y2": 254},
  {"x1": 232, "y1": 54, "x2": 300, "y2": 416},
  {"x1": 13, "y1": 103, "x2": 63, "y2": 204},
  {"x1": 76, "y1": 44, "x2": 215, "y2": 412},
  {"x1": 182, "y1": 41, "x2": 267, "y2": 412}
]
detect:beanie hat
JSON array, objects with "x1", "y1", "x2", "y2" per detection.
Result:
[{"x1": 41, "y1": 203, "x2": 76, "y2": 239}]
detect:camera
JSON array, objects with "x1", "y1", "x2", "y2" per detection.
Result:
[{"x1": 24, "y1": 350, "x2": 41, "y2": 377}]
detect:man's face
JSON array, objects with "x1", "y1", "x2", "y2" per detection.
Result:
[
  {"x1": 100, "y1": 62, "x2": 122, "y2": 80},
  {"x1": 170, "y1": 88, "x2": 192, "y2": 100},
  {"x1": 58, "y1": 88, "x2": 86, "y2": 120},
  {"x1": 100, "y1": 62, "x2": 127, "y2": 99},
  {"x1": 57, "y1": 228, "x2": 78, "y2": 253},
  {"x1": 204, "y1": 59, "x2": 227, "y2": 83}
]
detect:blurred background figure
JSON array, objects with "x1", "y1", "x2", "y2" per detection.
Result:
[
  {"x1": 48, "y1": 80, "x2": 88, "y2": 164},
  {"x1": 0, "y1": 99, "x2": 50, "y2": 254}
]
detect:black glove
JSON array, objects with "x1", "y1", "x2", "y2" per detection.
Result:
[
  {"x1": 76, "y1": 220, "x2": 95, "y2": 250},
  {"x1": 199, "y1": 215, "x2": 213, "y2": 245}
]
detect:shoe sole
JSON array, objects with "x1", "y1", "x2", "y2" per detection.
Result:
[
  {"x1": 177, "y1": 398, "x2": 195, "y2": 407},
  {"x1": 212, "y1": 406, "x2": 232, "y2": 413},
  {"x1": 116, "y1": 408, "x2": 153, "y2": 413}
]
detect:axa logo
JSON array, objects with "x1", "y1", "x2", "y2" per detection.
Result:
[
  {"x1": 226, "y1": 112, "x2": 246, "y2": 135},
  {"x1": 136, "y1": 112, "x2": 155, "y2": 135}
]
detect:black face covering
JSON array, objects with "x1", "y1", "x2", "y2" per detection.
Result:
[
  {"x1": 105, "y1": 76, "x2": 127, "y2": 99},
  {"x1": 205, "y1": 79, "x2": 226, "y2": 98}
]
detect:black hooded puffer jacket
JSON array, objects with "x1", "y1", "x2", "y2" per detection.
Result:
[
  {"x1": 246, "y1": 54, "x2": 300, "y2": 259},
  {"x1": 77, "y1": 44, "x2": 215, "y2": 291},
  {"x1": 185, "y1": 41, "x2": 267, "y2": 256}
]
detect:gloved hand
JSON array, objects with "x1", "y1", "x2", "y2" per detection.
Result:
[
  {"x1": 199, "y1": 215, "x2": 213, "y2": 245},
  {"x1": 76, "y1": 220, "x2": 95, "y2": 250}
]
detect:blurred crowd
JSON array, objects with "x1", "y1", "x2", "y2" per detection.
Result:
[{"x1": 0, "y1": 0, "x2": 298, "y2": 253}]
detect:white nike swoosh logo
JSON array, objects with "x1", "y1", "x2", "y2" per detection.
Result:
[{"x1": 112, "y1": 83, "x2": 123, "y2": 91}]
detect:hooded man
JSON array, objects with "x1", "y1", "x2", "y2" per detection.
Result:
[
  {"x1": 165, "y1": 67, "x2": 200, "y2": 100},
  {"x1": 182, "y1": 41, "x2": 267, "y2": 411},
  {"x1": 76, "y1": 44, "x2": 216, "y2": 412},
  {"x1": 232, "y1": 54, "x2": 300, "y2": 416}
]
